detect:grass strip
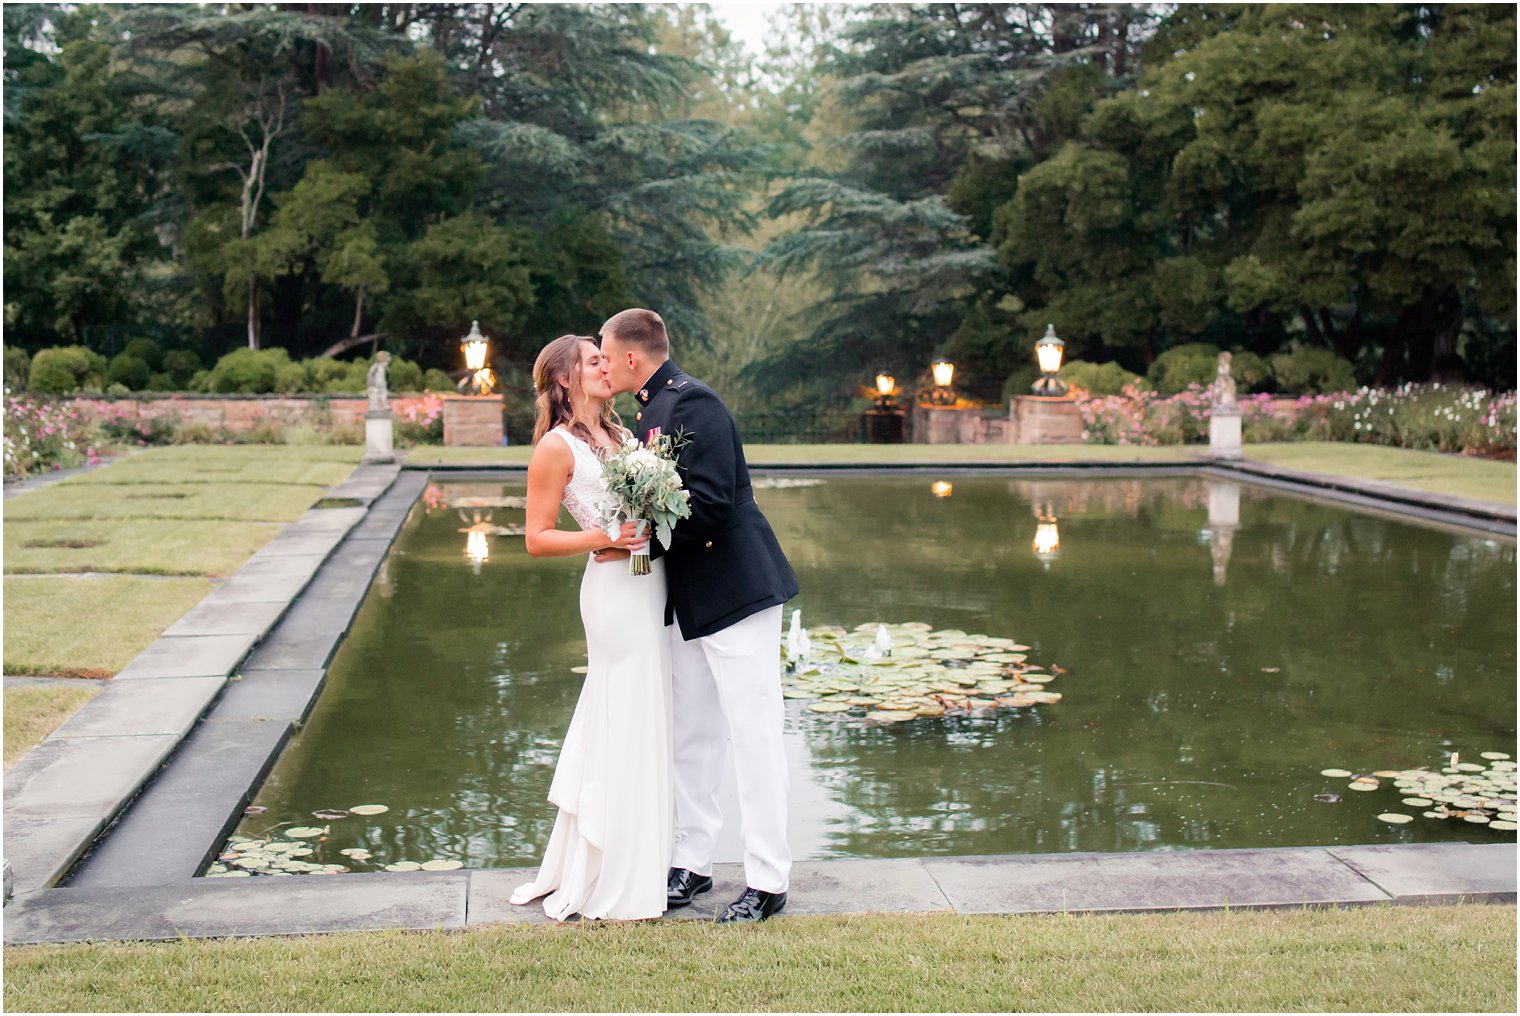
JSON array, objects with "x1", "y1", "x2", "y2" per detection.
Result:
[
  {"x1": 3, "y1": 683, "x2": 101, "y2": 768},
  {"x1": 4, "y1": 905, "x2": 1513, "y2": 1012},
  {"x1": 3, "y1": 519, "x2": 283, "y2": 577},
  {"x1": 4, "y1": 482, "x2": 337, "y2": 523},
  {"x1": 66, "y1": 449, "x2": 360, "y2": 488},
  {"x1": 2, "y1": 575, "x2": 214, "y2": 676},
  {"x1": 1245, "y1": 442, "x2": 1516, "y2": 506}
]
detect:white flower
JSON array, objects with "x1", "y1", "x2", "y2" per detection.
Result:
[
  {"x1": 628, "y1": 449, "x2": 660, "y2": 470},
  {"x1": 624, "y1": 436, "x2": 640, "y2": 450}
]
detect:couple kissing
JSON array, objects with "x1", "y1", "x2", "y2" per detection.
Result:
[{"x1": 509, "y1": 308, "x2": 799, "y2": 924}]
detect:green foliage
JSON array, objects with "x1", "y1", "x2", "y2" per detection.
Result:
[
  {"x1": 106, "y1": 353, "x2": 151, "y2": 391},
  {"x1": 1060, "y1": 360, "x2": 1146, "y2": 396},
  {"x1": 27, "y1": 346, "x2": 107, "y2": 394},
  {"x1": 387, "y1": 358, "x2": 422, "y2": 394},
  {"x1": 161, "y1": 350, "x2": 203, "y2": 388},
  {"x1": 1147, "y1": 344, "x2": 1270, "y2": 395},
  {"x1": 422, "y1": 368, "x2": 454, "y2": 392},
  {"x1": 1270, "y1": 345, "x2": 1358, "y2": 396},
  {"x1": 5, "y1": 346, "x2": 32, "y2": 390},
  {"x1": 121, "y1": 338, "x2": 163, "y2": 370},
  {"x1": 204, "y1": 348, "x2": 295, "y2": 394}
]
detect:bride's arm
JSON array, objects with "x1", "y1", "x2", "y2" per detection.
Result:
[{"x1": 524, "y1": 437, "x2": 646, "y2": 559}]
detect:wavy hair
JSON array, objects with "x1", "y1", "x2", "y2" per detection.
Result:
[{"x1": 530, "y1": 334, "x2": 625, "y2": 448}]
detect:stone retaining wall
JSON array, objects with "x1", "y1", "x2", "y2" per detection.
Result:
[{"x1": 50, "y1": 394, "x2": 451, "y2": 432}]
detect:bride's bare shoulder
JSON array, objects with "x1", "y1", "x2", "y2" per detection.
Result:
[{"x1": 528, "y1": 430, "x2": 573, "y2": 479}]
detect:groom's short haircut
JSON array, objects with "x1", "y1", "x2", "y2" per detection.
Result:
[{"x1": 602, "y1": 308, "x2": 669, "y2": 358}]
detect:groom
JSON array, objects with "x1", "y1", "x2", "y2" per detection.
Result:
[{"x1": 598, "y1": 308, "x2": 799, "y2": 924}]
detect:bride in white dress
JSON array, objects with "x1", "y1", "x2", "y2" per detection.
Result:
[{"x1": 510, "y1": 334, "x2": 673, "y2": 921}]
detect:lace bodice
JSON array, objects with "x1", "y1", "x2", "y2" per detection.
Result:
[{"x1": 550, "y1": 427, "x2": 618, "y2": 533}]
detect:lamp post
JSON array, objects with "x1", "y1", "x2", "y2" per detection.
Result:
[
  {"x1": 1031, "y1": 324, "x2": 1066, "y2": 395},
  {"x1": 924, "y1": 357, "x2": 957, "y2": 406},
  {"x1": 863, "y1": 371, "x2": 905, "y2": 443},
  {"x1": 458, "y1": 320, "x2": 496, "y2": 395}
]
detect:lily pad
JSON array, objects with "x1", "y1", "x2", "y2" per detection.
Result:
[
  {"x1": 1377, "y1": 813, "x2": 1414, "y2": 824},
  {"x1": 866, "y1": 710, "x2": 919, "y2": 723},
  {"x1": 1489, "y1": 820, "x2": 1517, "y2": 831},
  {"x1": 384, "y1": 861, "x2": 422, "y2": 872},
  {"x1": 284, "y1": 826, "x2": 327, "y2": 838},
  {"x1": 1401, "y1": 797, "x2": 1434, "y2": 808},
  {"x1": 421, "y1": 859, "x2": 464, "y2": 871},
  {"x1": 312, "y1": 809, "x2": 349, "y2": 821},
  {"x1": 1320, "y1": 769, "x2": 1353, "y2": 778},
  {"x1": 1480, "y1": 752, "x2": 1511, "y2": 760},
  {"x1": 349, "y1": 804, "x2": 390, "y2": 816},
  {"x1": 242, "y1": 805, "x2": 268, "y2": 816},
  {"x1": 807, "y1": 701, "x2": 853, "y2": 713}
]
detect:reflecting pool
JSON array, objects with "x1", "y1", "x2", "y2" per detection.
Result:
[{"x1": 230, "y1": 475, "x2": 1517, "y2": 869}]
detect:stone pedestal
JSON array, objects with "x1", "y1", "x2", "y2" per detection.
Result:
[
  {"x1": 913, "y1": 405, "x2": 964, "y2": 444},
  {"x1": 1008, "y1": 395, "x2": 1084, "y2": 444},
  {"x1": 862, "y1": 408, "x2": 905, "y2": 443},
  {"x1": 1209, "y1": 411, "x2": 1242, "y2": 459},
  {"x1": 443, "y1": 395, "x2": 504, "y2": 447},
  {"x1": 364, "y1": 410, "x2": 394, "y2": 464}
]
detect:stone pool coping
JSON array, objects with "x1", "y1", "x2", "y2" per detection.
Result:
[
  {"x1": 4, "y1": 452, "x2": 1514, "y2": 933},
  {"x1": 4, "y1": 842, "x2": 1513, "y2": 944},
  {"x1": 2, "y1": 462, "x2": 411, "y2": 896}
]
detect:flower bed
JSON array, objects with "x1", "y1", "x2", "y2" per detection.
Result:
[
  {"x1": 1076, "y1": 383, "x2": 1516, "y2": 455},
  {"x1": 3, "y1": 392, "x2": 109, "y2": 479}
]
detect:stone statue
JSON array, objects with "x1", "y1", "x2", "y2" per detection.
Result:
[
  {"x1": 1212, "y1": 351, "x2": 1238, "y2": 412},
  {"x1": 366, "y1": 352, "x2": 391, "y2": 412}
]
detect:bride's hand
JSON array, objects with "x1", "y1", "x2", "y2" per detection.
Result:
[{"x1": 596, "y1": 520, "x2": 647, "y2": 560}]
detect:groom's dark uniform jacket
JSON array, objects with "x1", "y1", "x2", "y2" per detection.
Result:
[{"x1": 633, "y1": 360, "x2": 799, "y2": 640}]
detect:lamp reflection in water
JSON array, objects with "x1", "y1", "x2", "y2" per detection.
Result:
[
  {"x1": 459, "y1": 509, "x2": 494, "y2": 574},
  {"x1": 1032, "y1": 505, "x2": 1060, "y2": 568},
  {"x1": 931, "y1": 480, "x2": 953, "y2": 498}
]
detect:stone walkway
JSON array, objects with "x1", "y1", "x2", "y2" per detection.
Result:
[
  {"x1": 4, "y1": 843, "x2": 1513, "y2": 944},
  {"x1": 3, "y1": 448, "x2": 1513, "y2": 944}
]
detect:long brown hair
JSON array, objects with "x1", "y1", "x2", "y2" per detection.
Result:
[{"x1": 531, "y1": 334, "x2": 625, "y2": 448}]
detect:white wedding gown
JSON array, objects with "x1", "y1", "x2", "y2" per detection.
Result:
[{"x1": 509, "y1": 426, "x2": 673, "y2": 921}]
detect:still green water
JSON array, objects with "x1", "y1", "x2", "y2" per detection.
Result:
[{"x1": 235, "y1": 475, "x2": 1517, "y2": 867}]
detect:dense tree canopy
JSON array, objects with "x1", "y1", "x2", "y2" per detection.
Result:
[{"x1": 3, "y1": 2, "x2": 1514, "y2": 402}]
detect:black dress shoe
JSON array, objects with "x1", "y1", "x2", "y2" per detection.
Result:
[
  {"x1": 666, "y1": 867, "x2": 714, "y2": 908},
  {"x1": 715, "y1": 887, "x2": 787, "y2": 924}
]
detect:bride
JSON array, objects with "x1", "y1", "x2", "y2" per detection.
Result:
[{"x1": 509, "y1": 334, "x2": 673, "y2": 921}]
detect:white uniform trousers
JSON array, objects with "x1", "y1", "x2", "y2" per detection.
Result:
[{"x1": 668, "y1": 603, "x2": 791, "y2": 893}]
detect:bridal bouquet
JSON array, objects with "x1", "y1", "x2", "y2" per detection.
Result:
[{"x1": 599, "y1": 430, "x2": 692, "y2": 575}]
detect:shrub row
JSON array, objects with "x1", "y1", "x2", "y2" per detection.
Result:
[
  {"x1": 14, "y1": 342, "x2": 453, "y2": 396},
  {"x1": 1018, "y1": 343, "x2": 1358, "y2": 398},
  {"x1": 1076, "y1": 382, "x2": 1516, "y2": 454}
]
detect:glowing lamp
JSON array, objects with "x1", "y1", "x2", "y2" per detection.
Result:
[
  {"x1": 462, "y1": 320, "x2": 489, "y2": 371},
  {"x1": 931, "y1": 360, "x2": 955, "y2": 388},
  {"x1": 1032, "y1": 324, "x2": 1067, "y2": 396},
  {"x1": 875, "y1": 373, "x2": 898, "y2": 399},
  {"x1": 931, "y1": 481, "x2": 953, "y2": 498}
]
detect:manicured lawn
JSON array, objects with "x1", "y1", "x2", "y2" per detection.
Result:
[
  {"x1": 4, "y1": 905, "x2": 1513, "y2": 1012},
  {"x1": 3, "y1": 519, "x2": 282, "y2": 576},
  {"x1": 3, "y1": 683, "x2": 100, "y2": 768},
  {"x1": 2, "y1": 575, "x2": 214, "y2": 676},
  {"x1": 1244, "y1": 442, "x2": 1517, "y2": 506},
  {"x1": 3, "y1": 481, "x2": 343, "y2": 522},
  {"x1": 64, "y1": 445, "x2": 360, "y2": 488}
]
